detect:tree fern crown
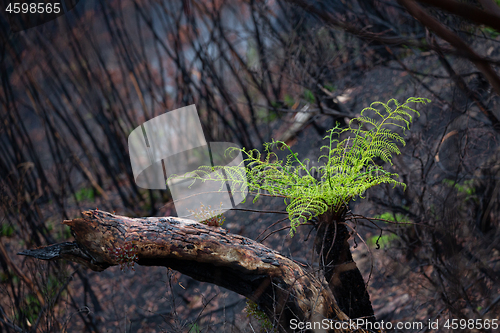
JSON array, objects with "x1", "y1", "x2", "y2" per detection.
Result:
[{"x1": 168, "y1": 97, "x2": 430, "y2": 236}]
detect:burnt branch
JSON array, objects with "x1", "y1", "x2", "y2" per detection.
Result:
[{"x1": 18, "y1": 210, "x2": 365, "y2": 333}]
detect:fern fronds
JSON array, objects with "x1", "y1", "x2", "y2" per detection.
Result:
[{"x1": 168, "y1": 97, "x2": 430, "y2": 236}]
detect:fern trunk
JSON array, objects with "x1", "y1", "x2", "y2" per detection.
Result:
[{"x1": 314, "y1": 207, "x2": 375, "y2": 322}]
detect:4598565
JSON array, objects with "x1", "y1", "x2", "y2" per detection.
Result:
[
  {"x1": 5, "y1": 2, "x2": 61, "y2": 14},
  {"x1": 444, "y1": 318, "x2": 498, "y2": 330}
]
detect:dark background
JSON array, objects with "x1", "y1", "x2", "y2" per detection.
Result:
[{"x1": 1, "y1": 0, "x2": 500, "y2": 331}]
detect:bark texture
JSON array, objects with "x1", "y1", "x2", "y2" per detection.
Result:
[
  {"x1": 315, "y1": 208, "x2": 375, "y2": 322},
  {"x1": 18, "y1": 209, "x2": 371, "y2": 333}
]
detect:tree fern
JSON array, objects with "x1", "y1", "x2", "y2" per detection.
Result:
[{"x1": 168, "y1": 97, "x2": 430, "y2": 236}]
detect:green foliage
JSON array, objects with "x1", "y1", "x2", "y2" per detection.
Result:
[
  {"x1": 245, "y1": 299, "x2": 275, "y2": 331},
  {"x1": 260, "y1": 107, "x2": 279, "y2": 122},
  {"x1": 482, "y1": 26, "x2": 500, "y2": 38},
  {"x1": 369, "y1": 212, "x2": 411, "y2": 249},
  {"x1": 188, "y1": 323, "x2": 201, "y2": 333},
  {"x1": 75, "y1": 187, "x2": 95, "y2": 202},
  {"x1": 303, "y1": 89, "x2": 316, "y2": 103},
  {"x1": 63, "y1": 225, "x2": 72, "y2": 239},
  {"x1": 18, "y1": 293, "x2": 42, "y2": 325},
  {"x1": 367, "y1": 233, "x2": 398, "y2": 249},
  {"x1": 43, "y1": 274, "x2": 65, "y2": 298},
  {"x1": 0, "y1": 223, "x2": 14, "y2": 237},
  {"x1": 16, "y1": 274, "x2": 64, "y2": 327},
  {"x1": 169, "y1": 97, "x2": 430, "y2": 236},
  {"x1": 283, "y1": 94, "x2": 295, "y2": 108},
  {"x1": 374, "y1": 212, "x2": 411, "y2": 224},
  {"x1": 323, "y1": 83, "x2": 336, "y2": 92},
  {"x1": 442, "y1": 179, "x2": 475, "y2": 196},
  {"x1": 442, "y1": 179, "x2": 478, "y2": 207},
  {"x1": 49, "y1": 221, "x2": 72, "y2": 241}
]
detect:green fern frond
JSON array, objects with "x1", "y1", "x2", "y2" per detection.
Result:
[
  {"x1": 167, "y1": 97, "x2": 430, "y2": 236},
  {"x1": 287, "y1": 197, "x2": 328, "y2": 235}
]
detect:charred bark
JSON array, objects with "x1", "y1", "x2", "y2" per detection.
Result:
[
  {"x1": 18, "y1": 209, "x2": 371, "y2": 333},
  {"x1": 314, "y1": 207, "x2": 375, "y2": 322}
]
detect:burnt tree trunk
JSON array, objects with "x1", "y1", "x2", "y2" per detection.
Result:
[
  {"x1": 18, "y1": 209, "x2": 371, "y2": 333},
  {"x1": 314, "y1": 207, "x2": 375, "y2": 322}
]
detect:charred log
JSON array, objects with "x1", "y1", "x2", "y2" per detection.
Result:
[{"x1": 18, "y1": 209, "x2": 371, "y2": 333}]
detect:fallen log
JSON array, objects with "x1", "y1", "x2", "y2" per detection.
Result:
[{"x1": 19, "y1": 209, "x2": 367, "y2": 333}]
